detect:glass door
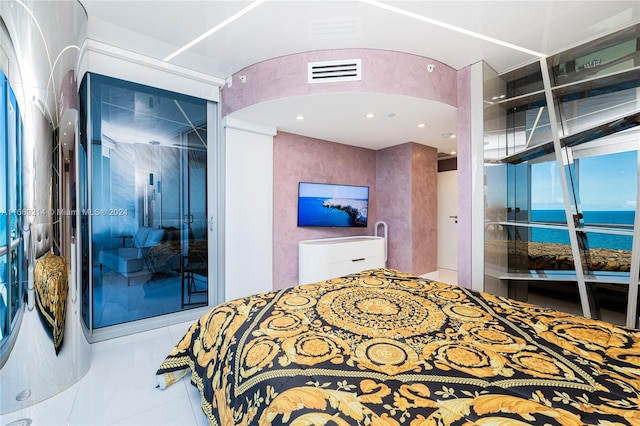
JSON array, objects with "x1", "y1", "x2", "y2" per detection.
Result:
[
  {"x1": 0, "y1": 72, "x2": 25, "y2": 365},
  {"x1": 79, "y1": 73, "x2": 212, "y2": 332}
]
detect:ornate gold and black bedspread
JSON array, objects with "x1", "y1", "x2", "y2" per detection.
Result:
[{"x1": 156, "y1": 268, "x2": 640, "y2": 425}]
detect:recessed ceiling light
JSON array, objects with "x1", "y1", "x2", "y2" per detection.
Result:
[
  {"x1": 417, "y1": 123, "x2": 426, "y2": 128},
  {"x1": 450, "y1": 151, "x2": 457, "y2": 155},
  {"x1": 366, "y1": 113, "x2": 375, "y2": 118},
  {"x1": 296, "y1": 115, "x2": 305, "y2": 120},
  {"x1": 450, "y1": 134, "x2": 457, "y2": 139}
]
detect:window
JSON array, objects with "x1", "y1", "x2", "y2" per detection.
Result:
[
  {"x1": 577, "y1": 151, "x2": 635, "y2": 255},
  {"x1": 0, "y1": 71, "x2": 24, "y2": 351},
  {"x1": 529, "y1": 150, "x2": 636, "y2": 273}
]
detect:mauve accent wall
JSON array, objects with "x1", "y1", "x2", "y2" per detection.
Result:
[
  {"x1": 411, "y1": 143, "x2": 438, "y2": 274},
  {"x1": 376, "y1": 143, "x2": 413, "y2": 271},
  {"x1": 222, "y1": 49, "x2": 457, "y2": 116},
  {"x1": 376, "y1": 143, "x2": 437, "y2": 274},
  {"x1": 273, "y1": 132, "x2": 377, "y2": 288}
]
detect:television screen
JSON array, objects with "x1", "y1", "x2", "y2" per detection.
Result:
[{"x1": 297, "y1": 182, "x2": 369, "y2": 227}]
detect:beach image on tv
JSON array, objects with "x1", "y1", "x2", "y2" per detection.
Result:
[{"x1": 298, "y1": 182, "x2": 369, "y2": 227}]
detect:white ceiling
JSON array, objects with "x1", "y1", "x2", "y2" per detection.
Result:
[{"x1": 77, "y1": 1, "x2": 640, "y2": 155}]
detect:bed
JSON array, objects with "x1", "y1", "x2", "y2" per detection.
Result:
[{"x1": 156, "y1": 268, "x2": 640, "y2": 425}]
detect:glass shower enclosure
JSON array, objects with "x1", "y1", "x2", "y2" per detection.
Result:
[{"x1": 79, "y1": 73, "x2": 210, "y2": 334}]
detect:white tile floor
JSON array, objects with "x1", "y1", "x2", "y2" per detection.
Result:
[
  {"x1": 0, "y1": 320, "x2": 208, "y2": 426},
  {"x1": 0, "y1": 268, "x2": 629, "y2": 426}
]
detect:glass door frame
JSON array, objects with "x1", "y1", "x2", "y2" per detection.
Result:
[{"x1": 79, "y1": 73, "x2": 222, "y2": 342}]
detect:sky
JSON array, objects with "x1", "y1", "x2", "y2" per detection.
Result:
[
  {"x1": 299, "y1": 182, "x2": 369, "y2": 200},
  {"x1": 531, "y1": 150, "x2": 637, "y2": 211}
]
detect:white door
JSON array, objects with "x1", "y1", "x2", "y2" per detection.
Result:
[{"x1": 437, "y1": 170, "x2": 458, "y2": 271}]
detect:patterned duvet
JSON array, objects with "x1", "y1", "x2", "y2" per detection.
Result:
[{"x1": 156, "y1": 268, "x2": 640, "y2": 425}]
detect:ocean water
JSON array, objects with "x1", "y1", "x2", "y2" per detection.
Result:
[
  {"x1": 298, "y1": 197, "x2": 364, "y2": 227},
  {"x1": 530, "y1": 209, "x2": 634, "y2": 250}
]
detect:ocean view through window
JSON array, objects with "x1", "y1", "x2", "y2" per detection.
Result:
[
  {"x1": 530, "y1": 150, "x2": 636, "y2": 270},
  {"x1": 531, "y1": 210, "x2": 634, "y2": 249}
]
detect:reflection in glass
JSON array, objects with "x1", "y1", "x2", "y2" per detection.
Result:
[
  {"x1": 553, "y1": 34, "x2": 638, "y2": 86},
  {"x1": 0, "y1": 79, "x2": 5, "y2": 249},
  {"x1": 79, "y1": 119, "x2": 90, "y2": 330},
  {"x1": 505, "y1": 65, "x2": 543, "y2": 98},
  {"x1": 527, "y1": 227, "x2": 574, "y2": 271},
  {"x1": 487, "y1": 24, "x2": 640, "y2": 326},
  {"x1": 0, "y1": 253, "x2": 7, "y2": 340},
  {"x1": 503, "y1": 100, "x2": 553, "y2": 157},
  {"x1": 531, "y1": 161, "x2": 565, "y2": 215},
  {"x1": 559, "y1": 88, "x2": 638, "y2": 136},
  {"x1": 7, "y1": 90, "x2": 18, "y2": 241},
  {"x1": 80, "y1": 74, "x2": 209, "y2": 330},
  {"x1": 0, "y1": 71, "x2": 24, "y2": 361},
  {"x1": 528, "y1": 150, "x2": 637, "y2": 273},
  {"x1": 577, "y1": 151, "x2": 637, "y2": 218}
]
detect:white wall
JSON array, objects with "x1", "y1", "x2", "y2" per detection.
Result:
[
  {"x1": 437, "y1": 170, "x2": 458, "y2": 271},
  {"x1": 224, "y1": 118, "x2": 276, "y2": 301}
]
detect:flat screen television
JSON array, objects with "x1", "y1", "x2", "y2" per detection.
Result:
[{"x1": 297, "y1": 182, "x2": 369, "y2": 227}]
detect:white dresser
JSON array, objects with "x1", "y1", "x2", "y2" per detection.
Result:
[{"x1": 298, "y1": 236, "x2": 386, "y2": 284}]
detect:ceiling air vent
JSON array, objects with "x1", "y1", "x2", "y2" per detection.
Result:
[{"x1": 308, "y1": 59, "x2": 361, "y2": 84}]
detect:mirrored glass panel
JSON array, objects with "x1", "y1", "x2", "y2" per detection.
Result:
[
  {"x1": 0, "y1": 80, "x2": 5, "y2": 249},
  {"x1": 577, "y1": 151, "x2": 636, "y2": 220},
  {"x1": 487, "y1": 23, "x2": 640, "y2": 326},
  {"x1": 577, "y1": 150, "x2": 636, "y2": 274},
  {"x1": 530, "y1": 161, "x2": 566, "y2": 218},
  {"x1": 558, "y1": 87, "x2": 638, "y2": 136},
  {"x1": 0, "y1": 71, "x2": 24, "y2": 362},
  {"x1": 0, "y1": 253, "x2": 7, "y2": 340},
  {"x1": 7, "y1": 91, "x2": 18, "y2": 241},
  {"x1": 505, "y1": 103, "x2": 553, "y2": 154},
  {"x1": 552, "y1": 29, "x2": 639, "y2": 86}
]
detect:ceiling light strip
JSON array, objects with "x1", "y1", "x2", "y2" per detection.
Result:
[
  {"x1": 163, "y1": 0, "x2": 267, "y2": 62},
  {"x1": 173, "y1": 100, "x2": 206, "y2": 147},
  {"x1": 16, "y1": 0, "x2": 60, "y2": 125},
  {"x1": 358, "y1": 0, "x2": 546, "y2": 58}
]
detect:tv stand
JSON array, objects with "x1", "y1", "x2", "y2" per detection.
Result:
[{"x1": 298, "y1": 236, "x2": 385, "y2": 284}]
